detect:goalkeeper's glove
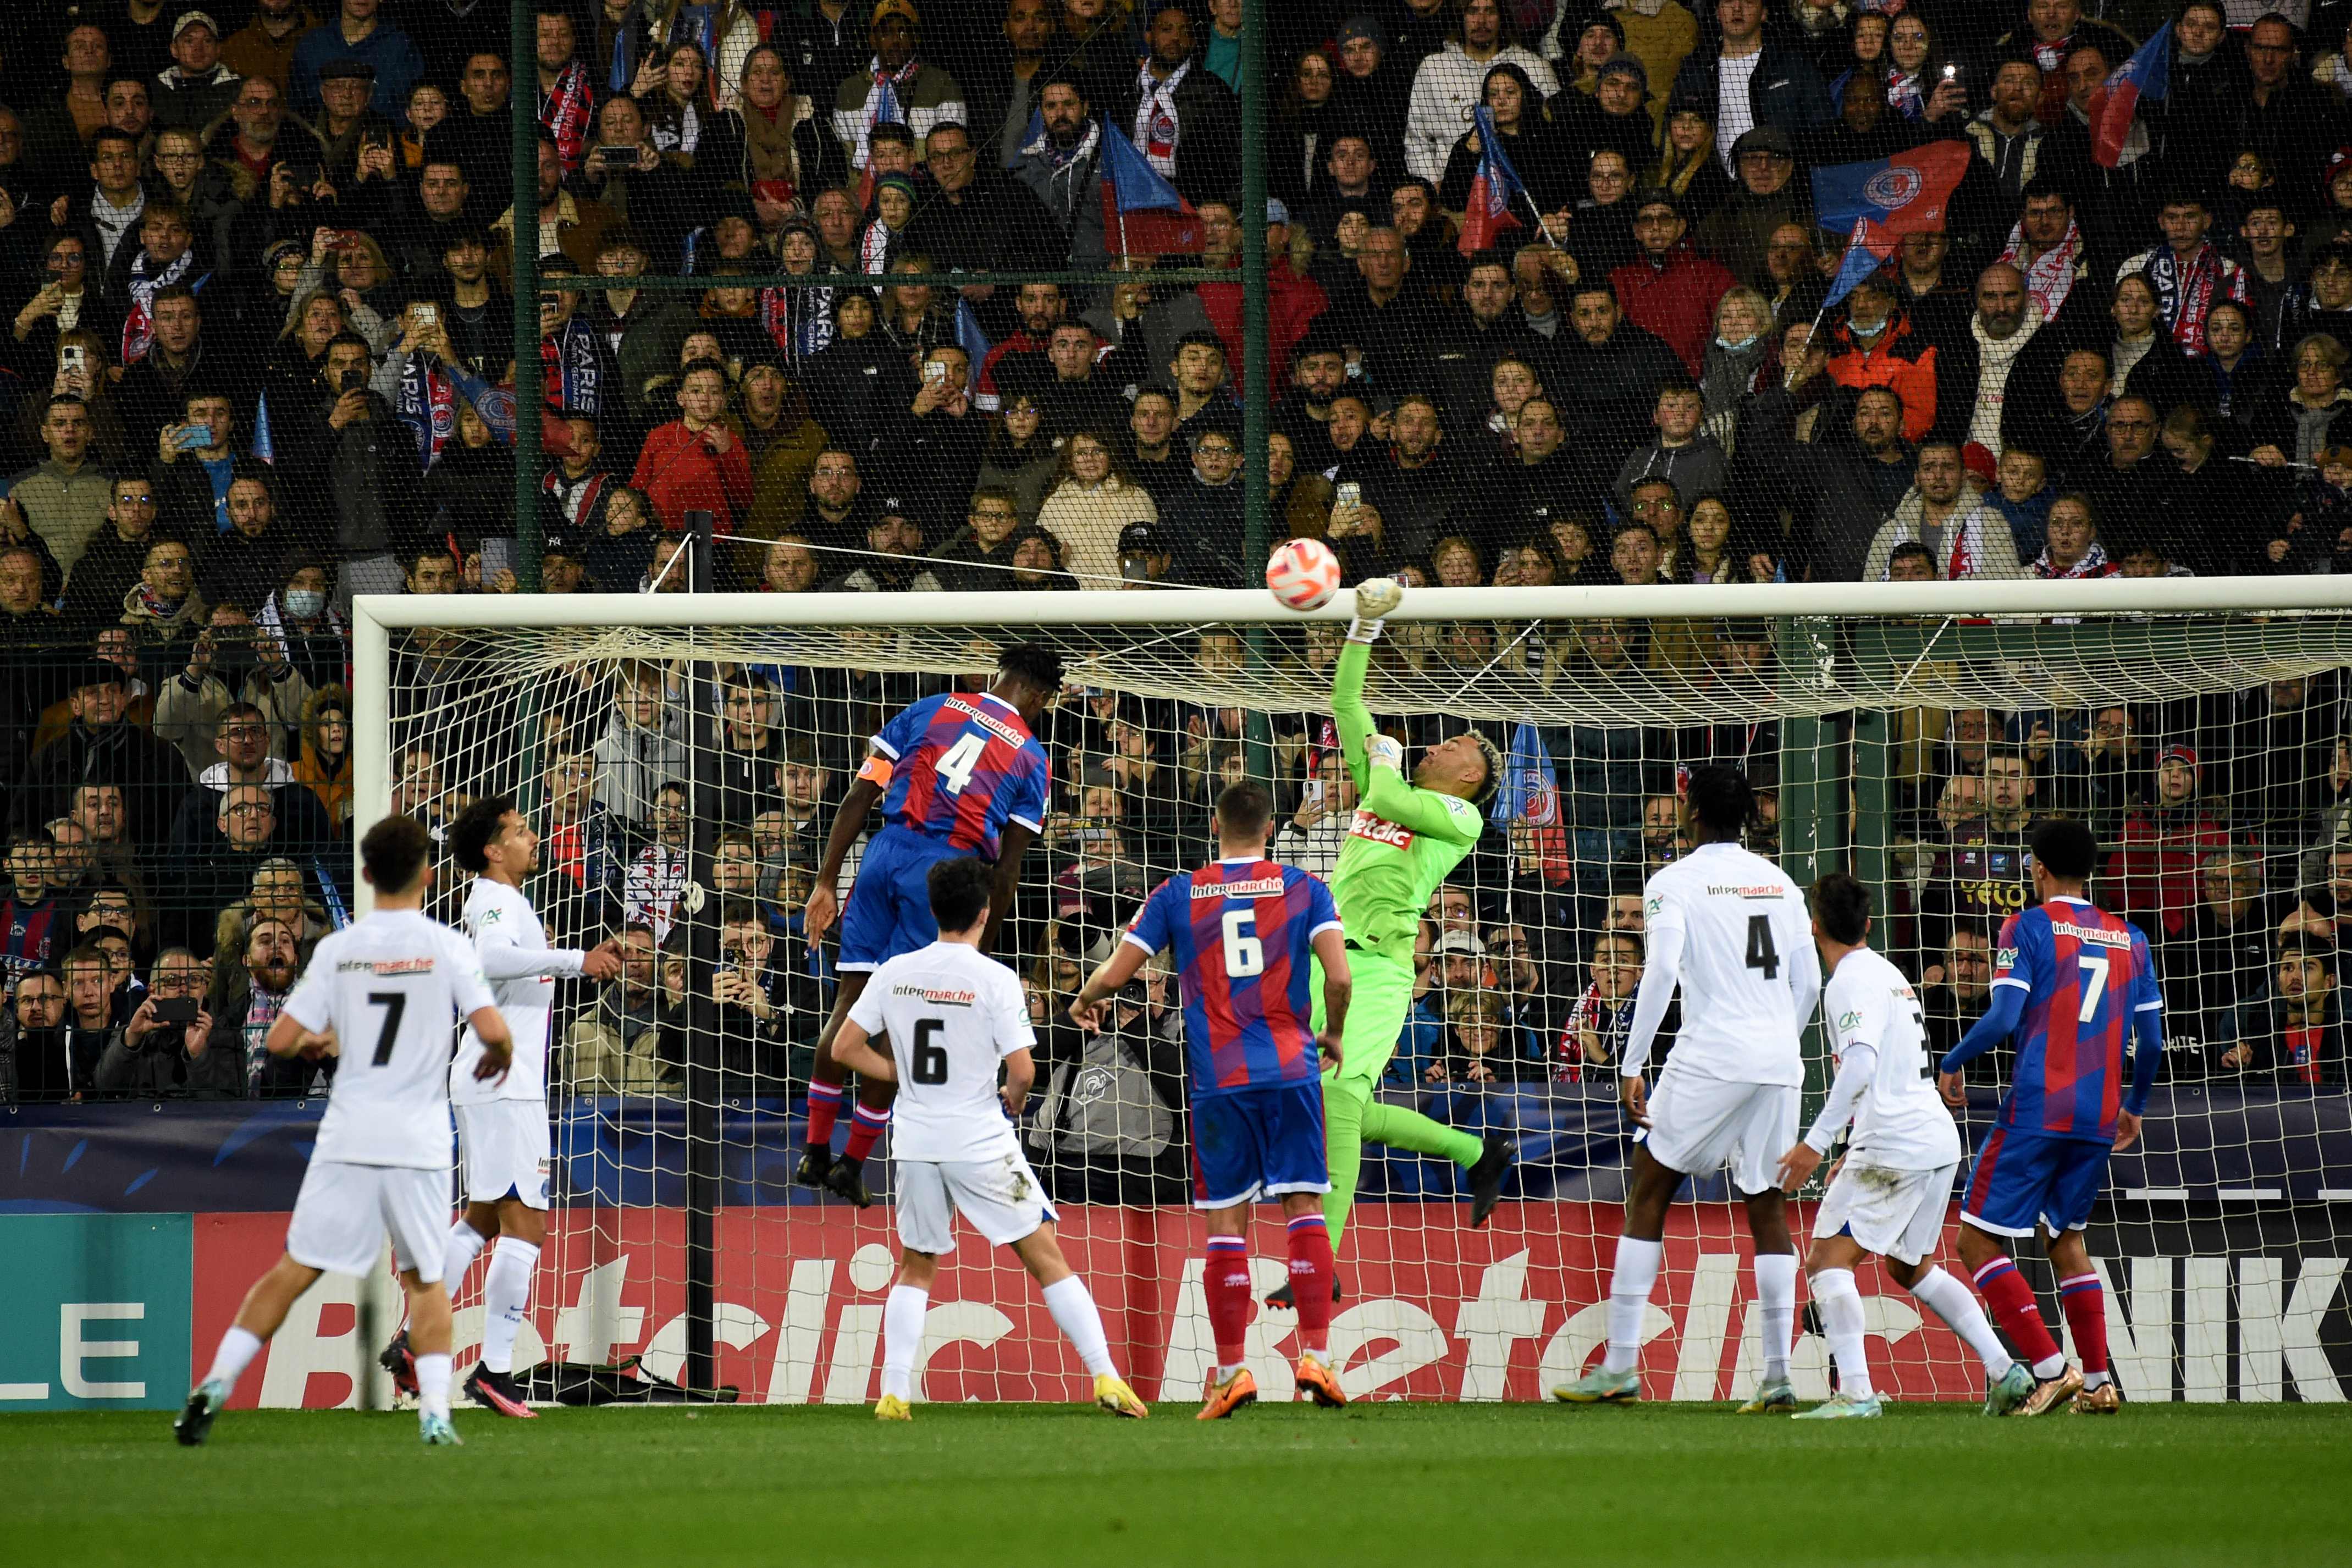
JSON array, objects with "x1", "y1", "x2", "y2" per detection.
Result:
[
  {"x1": 1364, "y1": 734, "x2": 1405, "y2": 772},
  {"x1": 1346, "y1": 617, "x2": 1385, "y2": 644},
  {"x1": 1354, "y1": 577, "x2": 1403, "y2": 622}
]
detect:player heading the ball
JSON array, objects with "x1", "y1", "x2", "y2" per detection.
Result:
[
  {"x1": 1073, "y1": 779, "x2": 1355, "y2": 1417},
  {"x1": 178, "y1": 816, "x2": 511, "y2": 1449},
  {"x1": 801, "y1": 643, "x2": 1064, "y2": 1208},
  {"x1": 830, "y1": 855, "x2": 1149, "y2": 1421}
]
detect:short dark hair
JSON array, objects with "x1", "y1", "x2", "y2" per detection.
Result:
[
  {"x1": 2031, "y1": 818, "x2": 2099, "y2": 881},
  {"x1": 1811, "y1": 871, "x2": 1871, "y2": 945},
  {"x1": 1215, "y1": 779, "x2": 1274, "y2": 838},
  {"x1": 927, "y1": 855, "x2": 993, "y2": 932},
  {"x1": 448, "y1": 796, "x2": 515, "y2": 873},
  {"x1": 1686, "y1": 764, "x2": 1754, "y2": 837},
  {"x1": 998, "y1": 642, "x2": 1065, "y2": 694},
  {"x1": 360, "y1": 814, "x2": 433, "y2": 893}
]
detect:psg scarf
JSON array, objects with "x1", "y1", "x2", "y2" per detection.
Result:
[
  {"x1": 760, "y1": 282, "x2": 836, "y2": 368},
  {"x1": 540, "y1": 62, "x2": 595, "y2": 175},
  {"x1": 122, "y1": 249, "x2": 200, "y2": 365},
  {"x1": 1134, "y1": 59, "x2": 1189, "y2": 177},
  {"x1": 542, "y1": 316, "x2": 606, "y2": 415},
  {"x1": 394, "y1": 349, "x2": 457, "y2": 470}
]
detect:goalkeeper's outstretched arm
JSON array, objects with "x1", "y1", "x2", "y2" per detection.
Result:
[{"x1": 1333, "y1": 578, "x2": 1404, "y2": 799}]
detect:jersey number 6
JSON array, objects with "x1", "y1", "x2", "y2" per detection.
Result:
[
  {"x1": 1222, "y1": 907, "x2": 1265, "y2": 978},
  {"x1": 910, "y1": 1017, "x2": 948, "y2": 1085}
]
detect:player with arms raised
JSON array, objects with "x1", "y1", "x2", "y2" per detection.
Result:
[
  {"x1": 1555, "y1": 765, "x2": 1819, "y2": 1410},
  {"x1": 1072, "y1": 779, "x2": 1355, "y2": 1417},
  {"x1": 380, "y1": 797, "x2": 623, "y2": 1419},
  {"x1": 1272, "y1": 578, "x2": 1514, "y2": 1305},
  {"x1": 830, "y1": 856, "x2": 1149, "y2": 1421},
  {"x1": 177, "y1": 817, "x2": 509, "y2": 1448},
  {"x1": 1773, "y1": 874, "x2": 2033, "y2": 1418},
  {"x1": 801, "y1": 644, "x2": 1063, "y2": 1207},
  {"x1": 1941, "y1": 818, "x2": 2163, "y2": 1416}
]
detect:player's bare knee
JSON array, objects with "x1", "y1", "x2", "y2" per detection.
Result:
[
  {"x1": 897, "y1": 1249, "x2": 940, "y2": 1290},
  {"x1": 1011, "y1": 1225, "x2": 1072, "y2": 1287},
  {"x1": 1956, "y1": 1223, "x2": 2005, "y2": 1270},
  {"x1": 463, "y1": 1201, "x2": 501, "y2": 1237},
  {"x1": 2045, "y1": 1229, "x2": 2091, "y2": 1274},
  {"x1": 500, "y1": 1199, "x2": 548, "y2": 1245},
  {"x1": 1742, "y1": 1186, "x2": 1792, "y2": 1249},
  {"x1": 1883, "y1": 1256, "x2": 1924, "y2": 1289}
]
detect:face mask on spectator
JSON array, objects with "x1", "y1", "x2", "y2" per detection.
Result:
[{"x1": 285, "y1": 589, "x2": 325, "y2": 619}]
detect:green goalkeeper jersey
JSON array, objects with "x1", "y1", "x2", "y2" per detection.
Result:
[{"x1": 1328, "y1": 638, "x2": 1483, "y2": 958}]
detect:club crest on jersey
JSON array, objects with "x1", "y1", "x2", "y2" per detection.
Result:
[
  {"x1": 1645, "y1": 895, "x2": 1663, "y2": 916},
  {"x1": 478, "y1": 908, "x2": 503, "y2": 926},
  {"x1": 1347, "y1": 809, "x2": 1413, "y2": 849},
  {"x1": 1837, "y1": 1009, "x2": 1861, "y2": 1030},
  {"x1": 1996, "y1": 946, "x2": 2019, "y2": 969}
]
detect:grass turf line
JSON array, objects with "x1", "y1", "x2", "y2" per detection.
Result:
[{"x1": 10, "y1": 1403, "x2": 2349, "y2": 1567}]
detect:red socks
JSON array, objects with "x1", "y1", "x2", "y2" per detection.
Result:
[
  {"x1": 1973, "y1": 1257, "x2": 2062, "y2": 1371},
  {"x1": 843, "y1": 1102, "x2": 891, "y2": 1166},
  {"x1": 2059, "y1": 1272, "x2": 2110, "y2": 1378},
  {"x1": 804, "y1": 1081, "x2": 844, "y2": 1151},
  {"x1": 1287, "y1": 1213, "x2": 1334, "y2": 1356},
  {"x1": 1204, "y1": 1237, "x2": 1251, "y2": 1371}
]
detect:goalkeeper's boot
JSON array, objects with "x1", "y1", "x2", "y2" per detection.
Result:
[
  {"x1": 463, "y1": 1364, "x2": 537, "y2": 1419},
  {"x1": 1294, "y1": 1352, "x2": 1348, "y2": 1409},
  {"x1": 1094, "y1": 1373, "x2": 1149, "y2": 1419},
  {"x1": 1466, "y1": 1134, "x2": 1517, "y2": 1228},
  {"x1": 793, "y1": 1146, "x2": 833, "y2": 1191},
  {"x1": 874, "y1": 1394, "x2": 913, "y2": 1421},
  {"x1": 822, "y1": 1156, "x2": 875, "y2": 1209},
  {"x1": 1263, "y1": 1276, "x2": 1344, "y2": 1310},
  {"x1": 418, "y1": 1411, "x2": 463, "y2": 1446},
  {"x1": 174, "y1": 1379, "x2": 229, "y2": 1446},
  {"x1": 1552, "y1": 1365, "x2": 1641, "y2": 1404},
  {"x1": 1736, "y1": 1377, "x2": 1798, "y2": 1414},
  {"x1": 2013, "y1": 1364, "x2": 2084, "y2": 1417},
  {"x1": 1197, "y1": 1367, "x2": 1258, "y2": 1421},
  {"x1": 2072, "y1": 1380, "x2": 2123, "y2": 1415},
  {"x1": 379, "y1": 1328, "x2": 418, "y2": 1399},
  {"x1": 1792, "y1": 1390, "x2": 1882, "y2": 1421},
  {"x1": 1984, "y1": 1362, "x2": 2035, "y2": 1417}
]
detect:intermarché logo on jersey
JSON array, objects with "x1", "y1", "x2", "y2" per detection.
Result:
[
  {"x1": 1348, "y1": 810, "x2": 1412, "y2": 850},
  {"x1": 891, "y1": 984, "x2": 976, "y2": 1007},
  {"x1": 1705, "y1": 885, "x2": 1785, "y2": 899}
]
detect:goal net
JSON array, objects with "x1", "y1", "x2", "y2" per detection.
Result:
[{"x1": 354, "y1": 581, "x2": 2352, "y2": 1405}]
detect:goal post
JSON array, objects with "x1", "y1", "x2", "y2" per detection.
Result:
[{"x1": 350, "y1": 581, "x2": 2352, "y2": 1404}]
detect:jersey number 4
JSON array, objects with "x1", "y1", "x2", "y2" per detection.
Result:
[
  {"x1": 367, "y1": 990, "x2": 407, "y2": 1066},
  {"x1": 910, "y1": 1017, "x2": 948, "y2": 1085},
  {"x1": 935, "y1": 732, "x2": 988, "y2": 796},
  {"x1": 1744, "y1": 915, "x2": 1780, "y2": 980}
]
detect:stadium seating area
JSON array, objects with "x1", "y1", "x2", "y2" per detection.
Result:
[{"x1": 2, "y1": 0, "x2": 2350, "y2": 1158}]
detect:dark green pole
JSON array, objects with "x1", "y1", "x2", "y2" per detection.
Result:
[
  {"x1": 1238, "y1": 0, "x2": 1269, "y2": 572},
  {"x1": 511, "y1": 0, "x2": 543, "y2": 591}
]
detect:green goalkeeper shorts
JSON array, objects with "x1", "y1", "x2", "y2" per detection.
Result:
[{"x1": 1310, "y1": 947, "x2": 1417, "y2": 1091}]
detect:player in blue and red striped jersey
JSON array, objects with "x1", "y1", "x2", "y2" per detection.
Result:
[
  {"x1": 1939, "y1": 817, "x2": 2165, "y2": 1417},
  {"x1": 799, "y1": 644, "x2": 1064, "y2": 1206},
  {"x1": 1069, "y1": 779, "x2": 1355, "y2": 1418}
]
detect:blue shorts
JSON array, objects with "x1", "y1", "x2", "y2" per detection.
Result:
[
  {"x1": 1961, "y1": 1125, "x2": 2111, "y2": 1238},
  {"x1": 1188, "y1": 1082, "x2": 1329, "y2": 1208},
  {"x1": 838, "y1": 827, "x2": 963, "y2": 971}
]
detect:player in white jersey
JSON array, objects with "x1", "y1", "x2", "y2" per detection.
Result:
[
  {"x1": 1555, "y1": 766, "x2": 1821, "y2": 1411},
  {"x1": 829, "y1": 855, "x2": 1150, "y2": 1421},
  {"x1": 380, "y1": 798, "x2": 623, "y2": 1418},
  {"x1": 1773, "y1": 874, "x2": 2034, "y2": 1419},
  {"x1": 177, "y1": 816, "x2": 511, "y2": 1448}
]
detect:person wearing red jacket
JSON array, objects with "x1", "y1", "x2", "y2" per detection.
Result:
[
  {"x1": 1610, "y1": 190, "x2": 1736, "y2": 378},
  {"x1": 2114, "y1": 743, "x2": 2237, "y2": 940},
  {"x1": 1821, "y1": 269, "x2": 1941, "y2": 445},
  {"x1": 631, "y1": 360, "x2": 755, "y2": 535}
]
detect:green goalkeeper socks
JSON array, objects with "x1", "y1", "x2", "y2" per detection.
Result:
[
  {"x1": 1322, "y1": 1079, "x2": 1366, "y2": 1250},
  {"x1": 1362, "y1": 1101, "x2": 1484, "y2": 1169}
]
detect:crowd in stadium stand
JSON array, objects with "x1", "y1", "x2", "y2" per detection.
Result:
[{"x1": 2, "y1": 1, "x2": 2350, "y2": 1124}]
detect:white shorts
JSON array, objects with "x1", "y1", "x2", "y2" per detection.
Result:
[
  {"x1": 285, "y1": 1161, "x2": 451, "y2": 1280},
  {"x1": 1815, "y1": 1161, "x2": 1959, "y2": 1267},
  {"x1": 895, "y1": 1151, "x2": 1056, "y2": 1256},
  {"x1": 1637, "y1": 1073, "x2": 1798, "y2": 1196},
  {"x1": 456, "y1": 1101, "x2": 553, "y2": 1209}
]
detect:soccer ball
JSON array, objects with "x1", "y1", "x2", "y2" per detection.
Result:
[{"x1": 1266, "y1": 538, "x2": 1341, "y2": 611}]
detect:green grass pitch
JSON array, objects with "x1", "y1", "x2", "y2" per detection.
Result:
[{"x1": 12, "y1": 1402, "x2": 2350, "y2": 1566}]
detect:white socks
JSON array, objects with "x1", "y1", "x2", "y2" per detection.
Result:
[
  {"x1": 1754, "y1": 1252, "x2": 1798, "y2": 1384},
  {"x1": 441, "y1": 1221, "x2": 490, "y2": 1304},
  {"x1": 1042, "y1": 1275, "x2": 1116, "y2": 1377},
  {"x1": 1812, "y1": 1268, "x2": 1873, "y2": 1400},
  {"x1": 881, "y1": 1283, "x2": 927, "y2": 1401},
  {"x1": 479, "y1": 1239, "x2": 540, "y2": 1375},
  {"x1": 203, "y1": 1325, "x2": 263, "y2": 1391},
  {"x1": 1602, "y1": 1236, "x2": 1663, "y2": 1374},
  {"x1": 416, "y1": 1352, "x2": 452, "y2": 1420},
  {"x1": 1908, "y1": 1265, "x2": 2015, "y2": 1379}
]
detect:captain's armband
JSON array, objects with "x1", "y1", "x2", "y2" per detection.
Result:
[{"x1": 858, "y1": 754, "x2": 895, "y2": 788}]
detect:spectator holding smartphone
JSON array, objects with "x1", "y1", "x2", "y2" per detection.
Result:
[{"x1": 97, "y1": 945, "x2": 212, "y2": 1096}]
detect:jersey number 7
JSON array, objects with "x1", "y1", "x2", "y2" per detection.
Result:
[
  {"x1": 2077, "y1": 951, "x2": 2109, "y2": 1023},
  {"x1": 367, "y1": 990, "x2": 407, "y2": 1065}
]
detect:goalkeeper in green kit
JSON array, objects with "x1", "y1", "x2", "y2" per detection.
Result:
[{"x1": 1271, "y1": 577, "x2": 1518, "y2": 1306}]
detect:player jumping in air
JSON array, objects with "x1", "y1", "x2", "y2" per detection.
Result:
[
  {"x1": 1073, "y1": 779, "x2": 1356, "y2": 1417},
  {"x1": 800, "y1": 644, "x2": 1064, "y2": 1207},
  {"x1": 830, "y1": 856, "x2": 1149, "y2": 1421},
  {"x1": 1268, "y1": 578, "x2": 1514, "y2": 1305},
  {"x1": 178, "y1": 817, "x2": 510, "y2": 1448},
  {"x1": 1772, "y1": 874, "x2": 2034, "y2": 1419},
  {"x1": 380, "y1": 798, "x2": 623, "y2": 1419},
  {"x1": 1554, "y1": 765, "x2": 1819, "y2": 1411},
  {"x1": 1940, "y1": 819, "x2": 2163, "y2": 1417}
]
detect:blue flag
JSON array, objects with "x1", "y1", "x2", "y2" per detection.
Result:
[
  {"x1": 1489, "y1": 721, "x2": 1560, "y2": 829},
  {"x1": 250, "y1": 390, "x2": 273, "y2": 463},
  {"x1": 954, "y1": 296, "x2": 991, "y2": 399}
]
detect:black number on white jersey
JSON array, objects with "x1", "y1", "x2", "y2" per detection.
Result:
[
  {"x1": 910, "y1": 1017, "x2": 948, "y2": 1085},
  {"x1": 368, "y1": 990, "x2": 408, "y2": 1066},
  {"x1": 1744, "y1": 915, "x2": 1780, "y2": 980}
]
